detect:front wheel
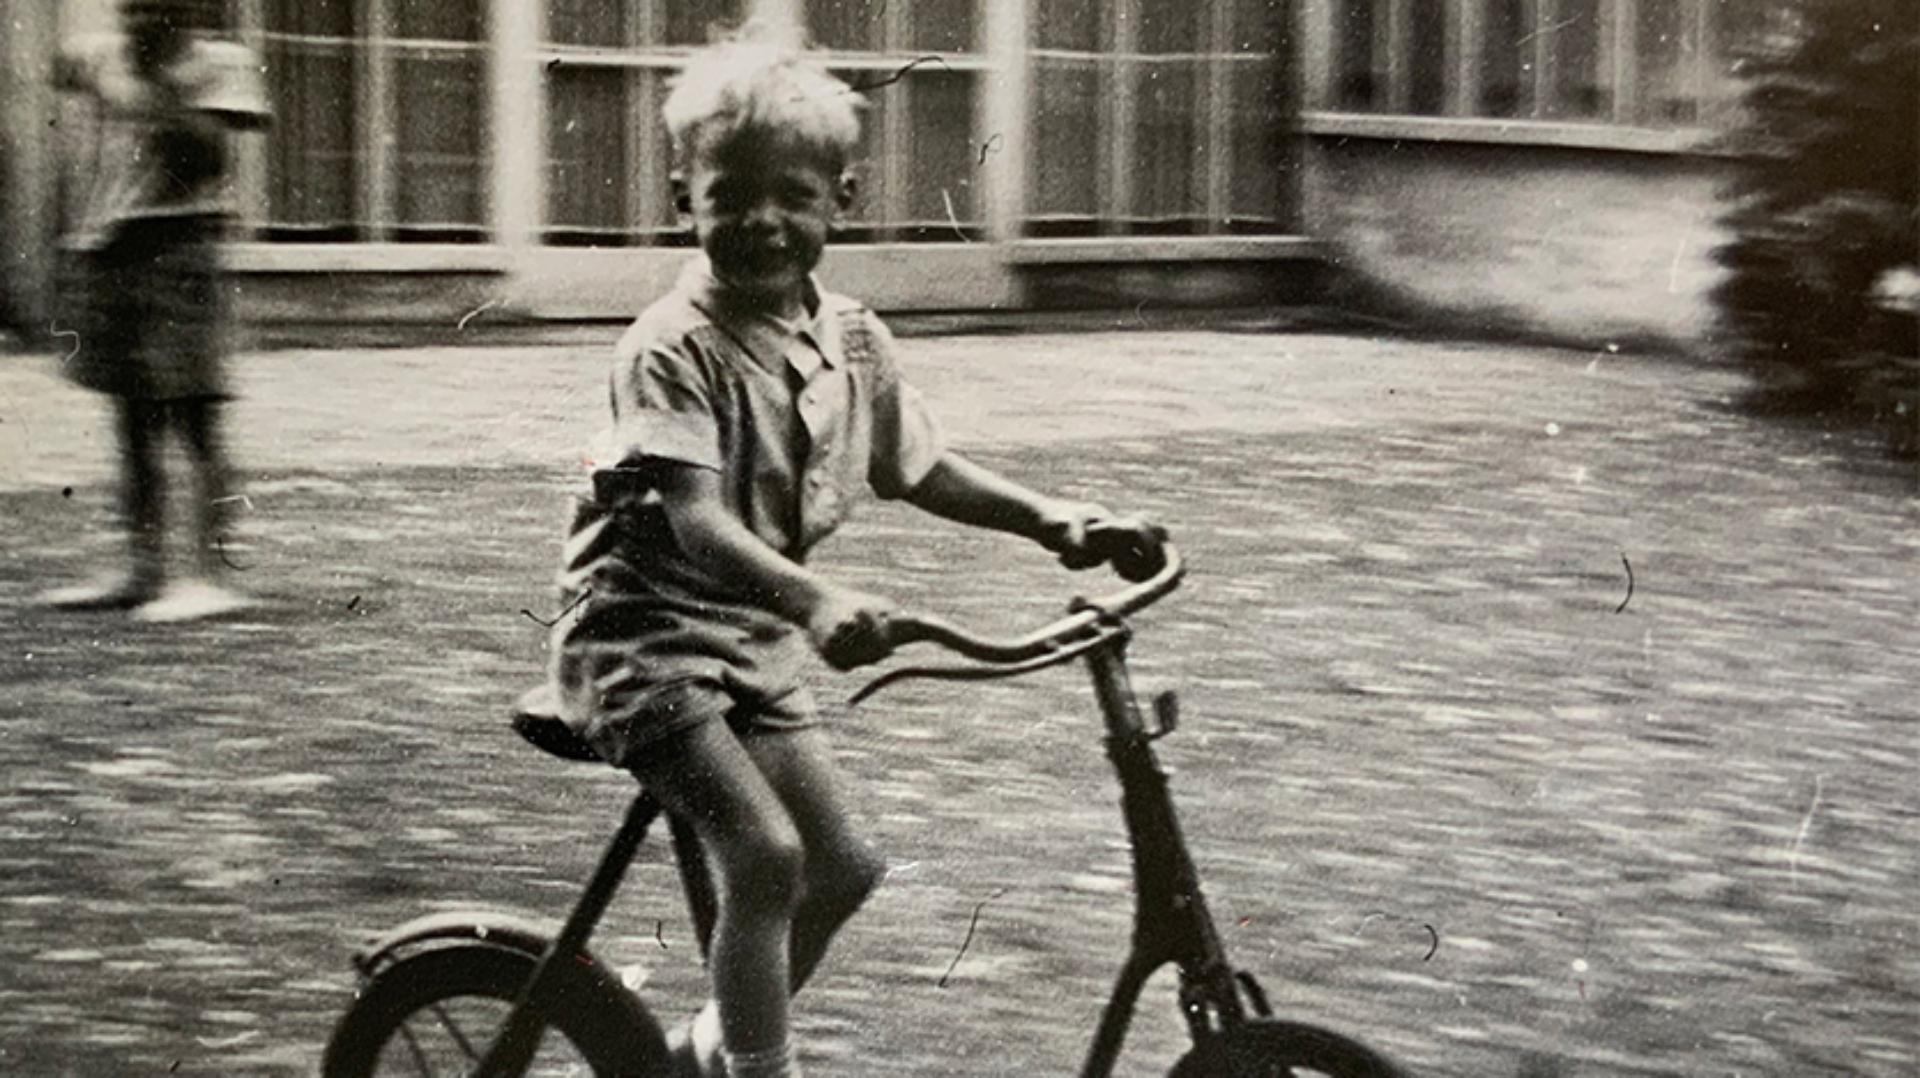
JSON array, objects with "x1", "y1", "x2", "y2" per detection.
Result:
[
  {"x1": 322, "y1": 944, "x2": 670, "y2": 1077},
  {"x1": 1169, "y1": 1018, "x2": 1407, "y2": 1078}
]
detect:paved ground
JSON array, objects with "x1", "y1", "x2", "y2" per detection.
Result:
[{"x1": 2, "y1": 328, "x2": 1917, "y2": 1076}]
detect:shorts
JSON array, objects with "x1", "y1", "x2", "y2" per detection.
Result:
[
  {"x1": 574, "y1": 675, "x2": 819, "y2": 772},
  {"x1": 59, "y1": 217, "x2": 230, "y2": 402}
]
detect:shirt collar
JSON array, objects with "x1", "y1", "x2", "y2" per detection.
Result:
[{"x1": 681, "y1": 256, "x2": 840, "y2": 375}]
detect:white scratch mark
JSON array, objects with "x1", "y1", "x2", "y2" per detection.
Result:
[
  {"x1": 1786, "y1": 774, "x2": 1824, "y2": 882},
  {"x1": 1667, "y1": 226, "x2": 1694, "y2": 294},
  {"x1": 940, "y1": 189, "x2": 971, "y2": 243},
  {"x1": 1517, "y1": 15, "x2": 1583, "y2": 46},
  {"x1": 458, "y1": 299, "x2": 503, "y2": 331},
  {"x1": 49, "y1": 320, "x2": 80, "y2": 363}
]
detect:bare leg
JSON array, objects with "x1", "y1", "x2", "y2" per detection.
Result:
[
  {"x1": 43, "y1": 397, "x2": 167, "y2": 608},
  {"x1": 119, "y1": 398, "x2": 167, "y2": 590},
  {"x1": 175, "y1": 397, "x2": 232, "y2": 579},
  {"x1": 742, "y1": 726, "x2": 887, "y2": 992},
  {"x1": 627, "y1": 721, "x2": 805, "y2": 1065}
]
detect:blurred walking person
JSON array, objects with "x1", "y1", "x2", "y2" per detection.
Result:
[{"x1": 37, "y1": 0, "x2": 270, "y2": 621}]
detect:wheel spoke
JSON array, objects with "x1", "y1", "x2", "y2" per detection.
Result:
[{"x1": 425, "y1": 1000, "x2": 483, "y2": 1063}]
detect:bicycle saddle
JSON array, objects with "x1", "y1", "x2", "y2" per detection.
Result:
[{"x1": 508, "y1": 683, "x2": 603, "y2": 763}]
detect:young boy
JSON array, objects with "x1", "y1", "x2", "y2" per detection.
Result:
[
  {"x1": 547, "y1": 28, "x2": 1165, "y2": 1078},
  {"x1": 37, "y1": 0, "x2": 269, "y2": 621}
]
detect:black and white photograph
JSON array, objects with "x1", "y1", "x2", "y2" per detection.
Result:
[{"x1": 1, "y1": 1, "x2": 1914, "y2": 1075}]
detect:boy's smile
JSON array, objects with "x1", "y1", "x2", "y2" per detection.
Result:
[{"x1": 683, "y1": 129, "x2": 849, "y2": 314}]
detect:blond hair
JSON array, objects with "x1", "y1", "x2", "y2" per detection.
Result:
[{"x1": 661, "y1": 21, "x2": 864, "y2": 166}]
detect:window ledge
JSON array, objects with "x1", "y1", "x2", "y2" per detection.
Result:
[
  {"x1": 1002, "y1": 236, "x2": 1325, "y2": 265},
  {"x1": 1299, "y1": 112, "x2": 1715, "y2": 155},
  {"x1": 228, "y1": 243, "x2": 511, "y2": 274}
]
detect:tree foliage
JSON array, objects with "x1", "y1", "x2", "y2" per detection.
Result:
[{"x1": 1711, "y1": 0, "x2": 1918, "y2": 424}]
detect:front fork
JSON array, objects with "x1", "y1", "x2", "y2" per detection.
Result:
[{"x1": 1078, "y1": 631, "x2": 1267, "y2": 1078}]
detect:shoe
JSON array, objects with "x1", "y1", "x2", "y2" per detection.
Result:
[
  {"x1": 131, "y1": 580, "x2": 257, "y2": 623},
  {"x1": 36, "y1": 575, "x2": 161, "y2": 611},
  {"x1": 664, "y1": 1021, "x2": 702, "y2": 1078},
  {"x1": 664, "y1": 1004, "x2": 725, "y2": 1077}
]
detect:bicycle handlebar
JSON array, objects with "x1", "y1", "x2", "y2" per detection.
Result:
[
  {"x1": 846, "y1": 546, "x2": 1184, "y2": 705},
  {"x1": 883, "y1": 545, "x2": 1184, "y2": 661}
]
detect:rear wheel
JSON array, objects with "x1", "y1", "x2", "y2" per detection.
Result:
[
  {"x1": 1168, "y1": 1018, "x2": 1406, "y2": 1077},
  {"x1": 322, "y1": 944, "x2": 669, "y2": 1077}
]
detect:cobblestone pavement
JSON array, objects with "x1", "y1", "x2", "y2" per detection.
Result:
[{"x1": 2, "y1": 330, "x2": 1917, "y2": 1076}]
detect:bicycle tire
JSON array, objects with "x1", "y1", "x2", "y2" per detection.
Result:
[
  {"x1": 1168, "y1": 1018, "x2": 1407, "y2": 1078},
  {"x1": 322, "y1": 943, "x2": 670, "y2": 1077}
]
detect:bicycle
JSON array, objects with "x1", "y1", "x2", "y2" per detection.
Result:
[{"x1": 321, "y1": 545, "x2": 1407, "y2": 1076}]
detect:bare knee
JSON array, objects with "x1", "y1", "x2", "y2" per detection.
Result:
[{"x1": 715, "y1": 826, "x2": 806, "y2": 924}]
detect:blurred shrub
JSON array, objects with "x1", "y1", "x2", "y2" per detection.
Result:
[{"x1": 1710, "y1": 0, "x2": 1918, "y2": 451}]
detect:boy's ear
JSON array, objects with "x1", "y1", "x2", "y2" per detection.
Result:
[
  {"x1": 836, "y1": 171, "x2": 858, "y2": 213},
  {"x1": 670, "y1": 172, "x2": 692, "y2": 217}
]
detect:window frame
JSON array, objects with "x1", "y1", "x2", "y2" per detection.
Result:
[
  {"x1": 237, "y1": 0, "x2": 492, "y2": 242},
  {"x1": 1303, "y1": 0, "x2": 1746, "y2": 153},
  {"x1": 1025, "y1": 0, "x2": 1287, "y2": 238}
]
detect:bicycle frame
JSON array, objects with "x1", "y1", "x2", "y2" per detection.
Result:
[{"x1": 1076, "y1": 624, "x2": 1265, "y2": 1078}]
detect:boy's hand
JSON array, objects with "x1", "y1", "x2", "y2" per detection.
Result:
[
  {"x1": 1037, "y1": 502, "x2": 1169, "y2": 582},
  {"x1": 806, "y1": 584, "x2": 898, "y2": 671}
]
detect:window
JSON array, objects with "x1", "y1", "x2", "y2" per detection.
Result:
[
  {"x1": 1319, "y1": 0, "x2": 1769, "y2": 129},
  {"x1": 255, "y1": 0, "x2": 488, "y2": 241},
  {"x1": 540, "y1": 0, "x2": 981, "y2": 247},
  {"x1": 1027, "y1": 0, "x2": 1289, "y2": 238},
  {"x1": 542, "y1": 0, "x2": 741, "y2": 246}
]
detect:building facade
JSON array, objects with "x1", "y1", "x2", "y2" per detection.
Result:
[{"x1": 2, "y1": 0, "x2": 1762, "y2": 345}]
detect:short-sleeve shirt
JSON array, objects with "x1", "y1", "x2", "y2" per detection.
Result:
[
  {"x1": 57, "y1": 33, "x2": 271, "y2": 251},
  {"x1": 549, "y1": 257, "x2": 945, "y2": 736}
]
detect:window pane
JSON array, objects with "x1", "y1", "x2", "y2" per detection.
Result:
[
  {"x1": 548, "y1": 0, "x2": 626, "y2": 47},
  {"x1": 393, "y1": 0, "x2": 482, "y2": 42},
  {"x1": 1138, "y1": 0, "x2": 1200, "y2": 54},
  {"x1": 807, "y1": 0, "x2": 885, "y2": 51},
  {"x1": 1480, "y1": 0, "x2": 1538, "y2": 117},
  {"x1": 1544, "y1": 0, "x2": 1606, "y2": 117},
  {"x1": 264, "y1": 41, "x2": 357, "y2": 230},
  {"x1": 1231, "y1": 0, "x2": 1283, "y2": 54},
  {"x1": 1407, "y1": 0, "x2": 1447, "y2": 114},
  {"x1": 394, "y1": 55, "x2": 486, "y2": 229},
  {"x1": 911, "y1": 1, "x2": 977, "y2": 52},
  {"x1": 1130, "y1": 60, "x2": 1201, "y2": 224},
  {"x1": 547, "y1": 68, "x2": 630, "y2": 237},
  {"x1": 1333, "y1": 0, "x2": 1377, "y2": 109},
  {"x1": 1227, "y1": 59, "x2": 1285, "y2": 228},
  {"x1": 1635, "y1": 0, "x2": 1699, "y2": 125},
  {"x1": 1035, "y1": 0, "x2": 1100, "y2": 52},
  {"x1": 1029, "y1": 59, "x2": 1100, "y2": 221},
  {"x1": 905, "y1": 71, "x2": 978, "y2": 238},
  {"x1": 662, "y1": 0, "x2": 743, "y2": 46},
  {"x1": 266, "y1": 0, "x2": 355, "y2": 38}
]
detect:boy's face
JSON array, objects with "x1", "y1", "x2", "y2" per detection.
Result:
[{"x1": 682, "y1": 127, "x2": 848, "y2": 310}]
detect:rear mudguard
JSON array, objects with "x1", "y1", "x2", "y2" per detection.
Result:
[{"x1": 350, "y1": 909, "x2": 648, "y2": 1028}]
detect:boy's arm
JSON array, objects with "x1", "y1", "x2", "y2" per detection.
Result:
[
  {"x1": 902, "y1": 451, "x2": 1097, "y2": 551},
  {"x1": 653, "y1": 463, "x2": 895, "y2": 669},
  {"x1": 905, "y1": 451, "x2": 1169, "y2": 579}
]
